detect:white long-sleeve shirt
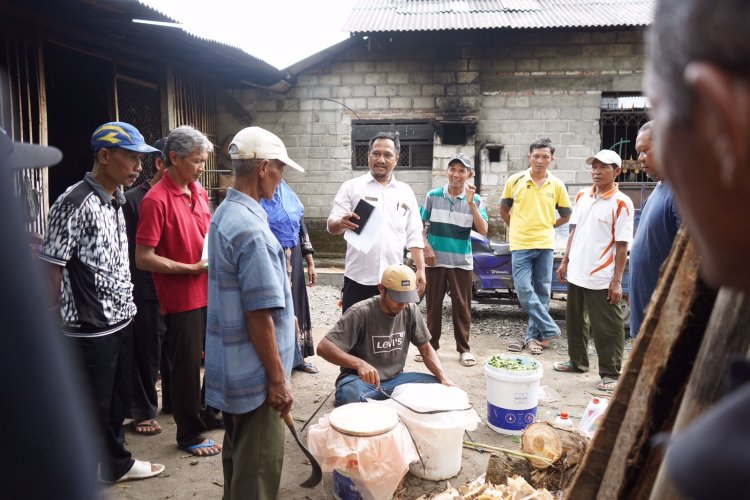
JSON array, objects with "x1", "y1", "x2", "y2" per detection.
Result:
[{"x1": 328, "y1": 172, "x2": 424, "y2": 285}]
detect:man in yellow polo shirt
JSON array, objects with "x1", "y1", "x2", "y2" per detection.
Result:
[{"x1": 500, "y1": 138, "x2": 572, "y2": 354}]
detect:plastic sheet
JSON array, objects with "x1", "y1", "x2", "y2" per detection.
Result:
[{"x1": 307, "y1": 415, "x2": 419, "y2": 500}]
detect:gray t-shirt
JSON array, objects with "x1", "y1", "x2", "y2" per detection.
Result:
[{"x1": 325, "y1": 296, "x2": 431, "y2": 383}]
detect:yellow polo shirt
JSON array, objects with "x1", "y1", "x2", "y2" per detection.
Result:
[{"x1": 501, "y1": 169, "x2": 572, "y2": 251}]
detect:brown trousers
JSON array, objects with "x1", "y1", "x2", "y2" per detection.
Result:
[{"x1": 425, "y1": 266, "x2": 473, "y2": 354}]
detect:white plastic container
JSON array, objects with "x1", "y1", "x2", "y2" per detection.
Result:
[
  {"x1": 578, "y1": 397, "x2": 609, "y2": 437},
  {"x1": 376, "y1": 383, "x2": 481, "y2": 481},
  {"x1": 485, "y1": 354, "x2": 544, "y2": 435},
  {"x1": 554, "y1": 412, "x2": 574, "y2": 429}
]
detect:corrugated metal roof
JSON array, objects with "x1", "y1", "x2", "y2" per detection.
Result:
[{"x1": 343, "y1": 0, "x2": 654, "y2": 32}]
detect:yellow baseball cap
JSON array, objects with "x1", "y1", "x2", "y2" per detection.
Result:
[{"x1": 381, "y1": 264, "x2": 420, "y2": 303}]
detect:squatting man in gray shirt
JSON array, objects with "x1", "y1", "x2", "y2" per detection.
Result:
[{"x1": 317, "y1": 264, "x2": 454, "y2": 406}]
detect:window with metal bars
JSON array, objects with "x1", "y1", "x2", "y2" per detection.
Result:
[
  {"x1": 351, "y1": 120, "x2": 434, "y2": 170},
  {"x1": 116, "y1": 75, "x2": 162, "y2": 190},
  {"x1": 600, "y1": 93, "x2": 650, "y2": 182}
]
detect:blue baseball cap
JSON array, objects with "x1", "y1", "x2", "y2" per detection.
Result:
[{"x1": 90, "y1": 122, "x2": 160, "y2": 153}]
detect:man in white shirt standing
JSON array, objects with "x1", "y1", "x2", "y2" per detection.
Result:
[
  {"x1": 328, "y1": 132, "x2": 426, "y2": 313},
  {"x1": 555, "y1": 150, "x2": 634, "y2": 393}
]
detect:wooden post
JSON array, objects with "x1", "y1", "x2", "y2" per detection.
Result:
[
  {"x1": 649, "y1": 288, "x2": 750, "y2": 499},
  {"x1": 567, "y1": 231, "x2": 717, "y2": 499}
]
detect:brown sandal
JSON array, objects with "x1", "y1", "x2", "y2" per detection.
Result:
[
  {"x1": 527, "y1": 339, "x2": 544, "y2": 355},
  {"x1": 508, "y1": 340, "x2": 524, "y2": 352}
]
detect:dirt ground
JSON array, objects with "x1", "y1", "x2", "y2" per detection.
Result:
[{"x1": 106, "y1": 296, "x2": 616, "y2": 500}]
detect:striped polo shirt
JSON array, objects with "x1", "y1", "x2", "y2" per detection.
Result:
[{"x1": 421, "y1": 185, "x2": 488, "y2": 270}]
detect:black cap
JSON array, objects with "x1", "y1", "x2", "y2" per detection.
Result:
[{"x1": 1, "y1": 128, "x2": 62, "y2": 170}]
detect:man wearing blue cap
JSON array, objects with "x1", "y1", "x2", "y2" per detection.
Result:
[{"x1": 40, "y1": 122, "x2": 165, "y2": 483}]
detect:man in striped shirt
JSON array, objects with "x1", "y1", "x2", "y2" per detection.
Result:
[{"x1": 420, "y1": 153, "x2": 488, "y2": 367}]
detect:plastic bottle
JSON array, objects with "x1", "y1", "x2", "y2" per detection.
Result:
[
  {"x1": 554, "y1": 412, "x2": 573, "y2": 429},
  {"x1": 578, "y1": 397, "x2": 608, "y2": 437}
]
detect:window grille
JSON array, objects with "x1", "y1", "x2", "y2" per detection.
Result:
[
  {"x1": 1, "y1": 33, "x2": 47, "y2": 236},
  {"x1": 600, "y1": 93, "x2": 650, "y2": 182},
  {"x1": 116, "y1": 75, "x2": 162, "y2": 189},
  {"x1": 351, "y1": 120, "x2": 434, "y2": 170}
]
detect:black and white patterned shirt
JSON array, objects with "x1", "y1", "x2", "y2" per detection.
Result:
[{"x1": 40, "y1": 173, "x2": 136, "y2": 337}]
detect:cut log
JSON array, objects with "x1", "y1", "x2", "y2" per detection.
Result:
[
  {"x1": 520, "y1": 422, "x2": 588, "y2": 491},
  {"x1": 485, "y1": 453, "x2": 531, "y2": 486},
  {"x1": 521, "y1": 422, "x2": 588, "y2": 469}
]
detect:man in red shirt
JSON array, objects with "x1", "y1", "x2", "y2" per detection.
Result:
[{"x1": 136, "y1": 125, "x2": 220, "y2": 456}]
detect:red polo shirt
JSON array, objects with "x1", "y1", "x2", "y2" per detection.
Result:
[{"x1": 136, "y1": 171, "x2": 211, "y2": 314}]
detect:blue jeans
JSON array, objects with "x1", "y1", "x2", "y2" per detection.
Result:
[
  {"x1": 334, "y1": 372, "x2": 439, "y2": 407},
  {"x1": 512, "y1": 249, "x2": 560, "y2": 344}
]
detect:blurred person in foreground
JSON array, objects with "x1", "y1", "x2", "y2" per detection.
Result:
[
  {"x1": 39, "y1": 122, "x2": 164, "y2": 483},
  {"x1": 1, "y1": 127, "x2": 97, "y2": 498},
  {"x1": 205, "y1": 127, "x2": 301, "y2": 499},
  {"x1": 647, "y1": 0, "x2": 750, "y2": 497}
]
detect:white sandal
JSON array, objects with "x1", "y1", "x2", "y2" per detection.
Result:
[{"x1": 459, "y1": 352, "x2": 476, "y2": 367}]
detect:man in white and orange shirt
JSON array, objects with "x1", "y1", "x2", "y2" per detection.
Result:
[{"x1": 554, "y1": 149, "x2": 633, "y2": 393}]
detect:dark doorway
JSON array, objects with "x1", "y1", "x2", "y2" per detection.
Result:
[{"x1": 44, "y1": 43, "x2": 111, "y2": 201}]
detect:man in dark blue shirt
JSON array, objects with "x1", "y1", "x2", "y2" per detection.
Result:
[
  {"x1": 628, "y1": 121, "x2": 681, "y2": 338},
  {"x1": 123, "y1": 138, "x2": 169, "y2": 435}
]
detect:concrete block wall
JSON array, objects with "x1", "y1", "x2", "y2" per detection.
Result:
[{"x1": 217, "y1": 28, "x2": 646, "y2": 235}]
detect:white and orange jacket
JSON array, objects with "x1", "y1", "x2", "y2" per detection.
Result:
[{"x1": 567, "y1": 184, "x2": 634, "y2": 290}]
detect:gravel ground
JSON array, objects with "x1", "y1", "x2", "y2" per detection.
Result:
[
  {"x1": 107, "y1": 284, "x2": 632, "y2": 500},
  {"x1": 307, "y1": 284, "x2": 631, "y2": 361},
  {"x1": 307, "y1": 283, "x2": 570, "y2": 352}
]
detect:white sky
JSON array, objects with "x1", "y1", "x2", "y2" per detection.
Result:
[{"x1": 140, "y1": 0, "x2": 357, "y2": 69}]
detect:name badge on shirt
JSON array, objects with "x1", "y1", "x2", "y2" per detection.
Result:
[{"x1": 365, "y1": 196, "x2": 378, "y2": 202}]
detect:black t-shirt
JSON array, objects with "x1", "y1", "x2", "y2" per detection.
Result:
[{"x1": 123, "y1": 182, "x2": 158, "y2": 300}]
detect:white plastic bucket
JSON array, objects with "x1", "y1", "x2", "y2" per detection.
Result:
[
  {"x1": 485, "y1": 355, "x2": 544, "y2": 435},
  {"x1": 376, "y1": 383, "x2": 481, "y2": 481}
]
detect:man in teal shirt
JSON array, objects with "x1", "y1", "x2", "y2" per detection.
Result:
[{"x1": 420, "y1": 153, "x2": 488, "y2": 367}]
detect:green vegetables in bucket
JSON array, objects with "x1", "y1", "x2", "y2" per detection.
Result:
[{"x1": 487, "y1": 355, "x2": 540, "y2": 372}]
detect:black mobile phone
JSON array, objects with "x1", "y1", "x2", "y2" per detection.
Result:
[{"x1": 351, "y1": 199, "x2": 375, "y2": 235}]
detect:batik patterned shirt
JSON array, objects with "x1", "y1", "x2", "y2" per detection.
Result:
[{"x1": 40, "y1": 173, "x2": 135, "y2": 337}]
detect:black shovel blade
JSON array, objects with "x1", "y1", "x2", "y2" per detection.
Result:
[{"x1": 283, "y1": 413, "x2": 323, "y2": 488}]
